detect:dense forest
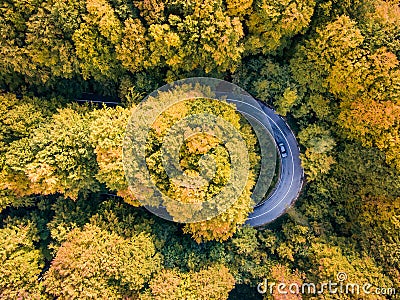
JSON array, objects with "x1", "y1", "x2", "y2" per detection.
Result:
[{"x1": 0, "y1": 0, "x2": 399, "y2": 299}]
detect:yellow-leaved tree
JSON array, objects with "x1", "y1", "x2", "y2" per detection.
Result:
[
  {"x1": 144, "y1": 97, "x2": 260, "y2": 242},
  {"x1": 89, "y1": 105, "x2": 140, "y2": 206}
]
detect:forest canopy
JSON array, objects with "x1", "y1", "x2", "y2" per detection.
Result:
[{"x1": 0, "y1": 0, "x2": 399, "y2": 299}]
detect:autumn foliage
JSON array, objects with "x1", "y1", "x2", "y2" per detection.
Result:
[{"x1": 0, "y1": 0, "x2": 399, "y2": 298}]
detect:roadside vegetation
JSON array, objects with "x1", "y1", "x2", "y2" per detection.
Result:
[{"x1": 0, "y1": 0, "x2": 399, "y2": 298}]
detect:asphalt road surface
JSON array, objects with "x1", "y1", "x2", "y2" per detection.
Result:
[{"x1": 245, "y1": 102, "x2": 304, "y2": 227}]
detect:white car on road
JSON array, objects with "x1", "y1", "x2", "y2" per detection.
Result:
[{"x1": 278, "y1": 143, "x2": 288, "y2": 158}]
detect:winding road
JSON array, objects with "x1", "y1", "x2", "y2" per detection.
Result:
[
  {"x1": 222, "y1": 92, "x2": 304, "y2": 227},
  {"x1": 78, "y1": 88, "x2": 304, "y2": 227},
  {"x1": 245, "y1": 102, "x2": 304, "y2": 227}
]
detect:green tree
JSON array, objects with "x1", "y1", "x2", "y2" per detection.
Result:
[
  {"x1": 182, "y1": 177, "x2": 255, "y2": 243},
  {"x1": 116, "y1": 18, "x2": 148, "y2": 73},
  {"x1": 358, "y1": 0, "x2": 400, "y2": 54},
  {"x1": 233, "y1": 57, "x2": 300, "y2": 107},
  {"x1": 72, "y1": 0, "x2": 122, "y2": 81},
  {"x1": 46, "y1": 195, "x2": 102, "y2": 253},
  {"x1": 116, "y1": 0, "x2": 246, "y2": 74},
  {"x1": 89, "y1": 106, "x2": 140, "y2": 206},
  {"x1": 307, "y1": 239, "x2": 393, "y2": 299},
  {"x1": 44, "y1": 223, "x2": 161, "y2": 299},
  {"x1": 274, "y1": 87, "x2": 299, "y2": 116},
  {"x1": 144, "y1": 265, "x2": 235, "y2": 300},
  {"x1": 0, "y1": 0, "x2": 39, "y2": 89},
  {"x1": 0, "y1": 93, "x2": 60, "y2": 209},
  {"x1": 0, "y1": 220, "x2": 44, "y2": 299},
  {"x1": 291, "y1": 14, "x2": 400, "y2": 171},
  {"x1": 290, "y1": 15, "x2": 364, "y2": 93},
  {"x1": 298, "y1": 124, "x2": 336, "y2": 181},
  {"x1": 226, "y1": 0, "x2": 253, "y2": 18},
  {"x1": 245, "y1": 0, "x2": 316, "y2": 55},
  {"x1": 0, "y1": 93, "x2": 57, "y2": 152},
  {"x1": 24, "y1": 0, "x2": 84, "y2": 83},
  {"x1": 1, "y1": 106, "x2": 99, "y2": 199}
]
